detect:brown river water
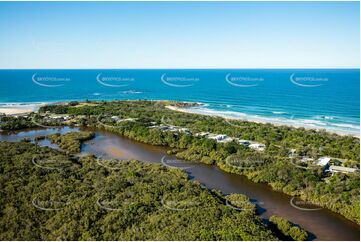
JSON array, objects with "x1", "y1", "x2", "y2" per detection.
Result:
[{"x1": 0, "y1": 126, "x2": 359, "y2": 241}]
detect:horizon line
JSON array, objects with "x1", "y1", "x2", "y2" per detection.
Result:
[{"x1": 0, "y1": 67, "x2": 359, "y2": 70}]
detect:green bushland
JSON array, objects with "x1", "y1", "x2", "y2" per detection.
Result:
[
  {"x1": 0, "y1": 141, "x2": 277, "y2": 240},
  {"x1": 225, "y1": 194, "x2": 257, "y2": 212},
  {"x1": 4, "y1": 100, "x2": 360, "y2": 223},
  {"x1": 39, "y1": 100, "x2": 360, "y2": 161},
  {"x1": 47, "y1": 131, "x2": 95, "y2": 153},
  {"x1": 0, "y1": 115, "x2": 37, "y2": 130},
  {"x1": 269, "y1": 215, "x2": 308, "y2": 241}
]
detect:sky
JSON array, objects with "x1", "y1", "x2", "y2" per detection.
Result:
[{"x1": 0, "y1": 1, "x2": 359, "y2": 69}]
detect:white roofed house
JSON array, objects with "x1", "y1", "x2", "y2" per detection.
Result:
[
  {"x1": 46, "y1": 115, "x2": 70, "y2": 122},
  {"x1": 249, "y1": 143, "x2": 266, "y2": 152},
  {"x1": 317, "y1": 157, "x2": 331, "y2": 167},
  {"x1": 149, "y1": 125, "x2": 191, "y2": 134},
  {"x1": 111, "y1": 116, "x2": 120, "y2": 122},
  {"x1": 178, "y1": 127, "x2": 191, "y2": 134},
  {"x1": 238, "y1": 139, "x2": 251, "y2": 147},
  {"x1": 329, "y1": 165, "x2": 358, "y2": 174},
  {"x1": 195, "y1": 132, "x2": 210, "y2": 138},
  {"x1": 209, "y1": 134, "x2": 228, "y2": 142},
  {"x1": 159, "y1": 125, "x2": 173, "y2": 131},
  {"x1": 219, "y1": 137, "x2": 234, "y2": 143}
]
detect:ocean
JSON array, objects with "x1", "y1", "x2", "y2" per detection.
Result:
[{"x1": 0, "y1": 69, "x2": 359, "y2": 136}]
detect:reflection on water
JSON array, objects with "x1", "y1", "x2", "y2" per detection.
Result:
[
  {"x1": 37, "y1": 138, "x2": 62, "y2": 150},
  {"x1": 0, "y1": 126, "x2": 79, "y2": 151},
  {"x1": 0, "y1": 126, "x2": 79, "y2": 142},
  {"x1": 0, "y1": 126, "x2": 359, "y2": 241}
]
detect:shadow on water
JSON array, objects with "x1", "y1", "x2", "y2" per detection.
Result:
[{"x1": 253, "y1": 199, "x2": 267, "y2": 216}]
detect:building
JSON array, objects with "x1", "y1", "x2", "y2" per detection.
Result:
[
  {"x1": 209, "y1": 134, "x2": 228, "y2": 142},
  {"x1": 329, "y1": 165, "x2": 358, "y2": 174},
  {"x1": 195, "y1": 132, "x2": 210, "y2": 138},
  {"x1": 178, "y1": 128, "x2": 191, "y2": 134},
  {"x1": 249, "y1": 143, "x2": 266, "y2": 152},
  {"x1": 219, "y1": 137, "x2": 234, "y2": 143},
  {"x1": 317, "y1": 157, "x2": 331, "y2": 166},
  {"x1": 45, "y1": 115, "x2": 70, "y2": 122},
  {"x1": 238, "y1": 139, "x2": 251, "y2": 147},
  {"x1": 111, "y1": 116, "x2": 120, "y2": 122},
  {"x1": 149, "y1": 125, "x2": 190, "y2": 134}
]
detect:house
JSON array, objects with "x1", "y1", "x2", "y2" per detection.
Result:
[
  {"x1": 111, "y1": 116, "x2": 120, "y2": 122},
  {"x1": 249, "y1": 143, "x2": 266, "y2": 152},
  {"x1": 209, "y1": 134, "x2": 228, "y2": 142},
  {"x1": 329, "y1": 165, "x2": 358, "y2": 174},
  {"x1": 45, "y1": 115, "x2": 70, "y2": 122},
  {"x1": 178, "y1": 128, "x2": 191, "y2": 134},
  {"x1": 168, "y1": 126, "x2": 179, "y2": 132},
  {"x1": 317, "y1": 157, "x2": 331, "y2": 166},
  {"x1": 159, "y1": 125, "x2": 172, "y2": 131},
  {"x1": 238, "y1": 139, "x2": 251, "y2": 147},
  {"x1": 219, "y1": 137, "x2": 234, "y2": 143},
  {"x1": 195, "y1": 132, "x2": 210, "y2": 138},
  {"x1": 149, "y1": 125, "x2": 190, "y2": 134}
]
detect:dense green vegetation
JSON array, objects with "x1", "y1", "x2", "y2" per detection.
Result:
[
  {"x1": 47, "y1": 131, "x2": 95, "y2": 153},
  {"x1": 269, "y1": 215, "x2": 308, "y2": 241},
  {"x1": 223, "y1": 195, "x2": 309, "y2": 240},
  {"x1": 38, "y1": 100, "x2": 360, "y2": 161},
  {"x1": 0, "y1": 115, "x2": 37, "y2": 130},
  {"x1": 2, "y1": 100, "x2": 360, "y2": 223},
  {"x1": 225, "y1": 194, "x2": 257, "y2": 212},
  {"x1": 0, "y1": 141, "x2": 277, "y2": 240}
]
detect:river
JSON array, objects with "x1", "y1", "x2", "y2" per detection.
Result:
[{"x1": 0, "y1": 126, "x2": 359, "y2": 241}]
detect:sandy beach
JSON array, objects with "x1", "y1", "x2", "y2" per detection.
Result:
[
  {"x1": 166, "y1": 105, "x2": 359, "y2": 137},
  {"x1": 0, "y1": 108, "x2": 34, "y2": 115},
  {"x1": 0, "y1": 103, "x2": 44, "y2": 115}
]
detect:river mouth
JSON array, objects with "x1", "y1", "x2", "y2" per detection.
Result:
[{"x1": 0, "y1": 126, "x2": 359, "y2": 241}]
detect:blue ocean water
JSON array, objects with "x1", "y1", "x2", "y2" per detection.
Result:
[{"x1": 0, "y1": 69, "x2": 359, "y2": 136}]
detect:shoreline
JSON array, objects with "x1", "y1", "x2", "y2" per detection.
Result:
[
  {"x1": 0, "y1": 101, "x2": 70, "y2": 116},
  {"x1": 0, "y1": 100, "x2": 358, "y2": 137},
  {"x1": 0, "y1": 100, "x2": 359, "y2": 229},
  {"x1": 0, "y1": 103, "x2": 45, "y2": 115},
  {"x1": 166, "y1": 105, "x2": 360, "y2": 138}
]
